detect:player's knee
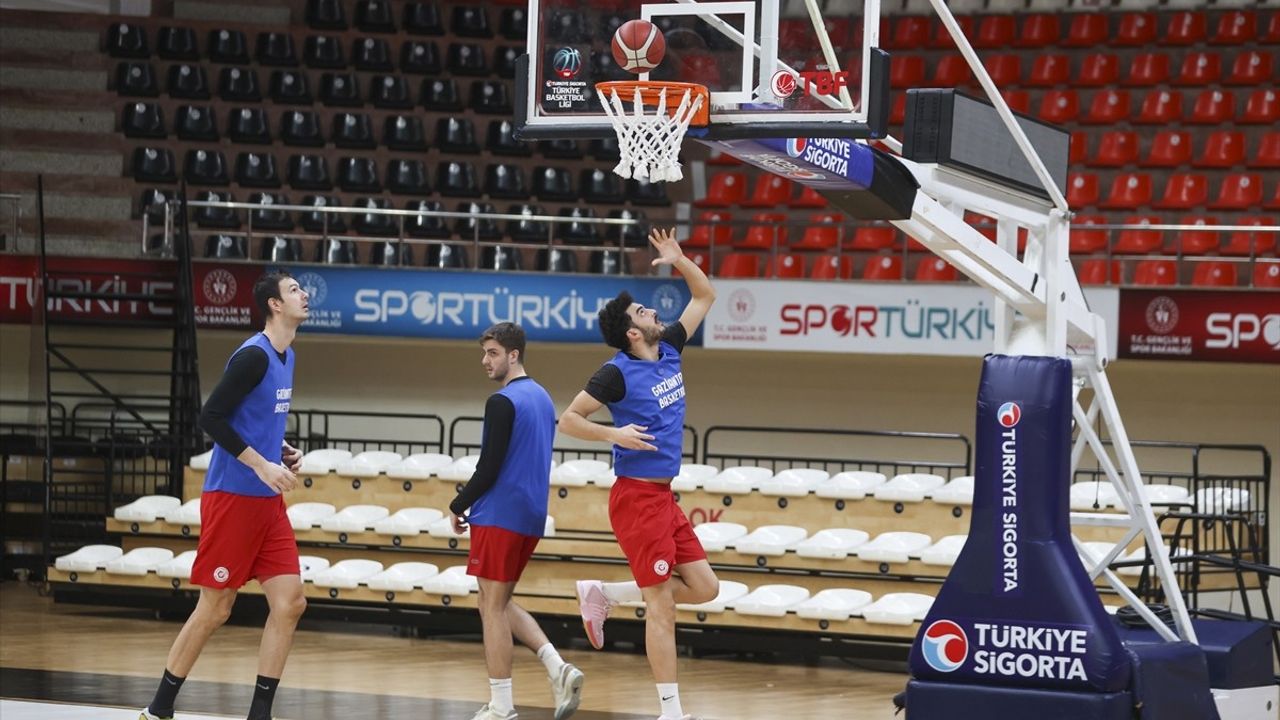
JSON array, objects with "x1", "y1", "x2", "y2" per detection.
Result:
[
  {"x1": 693, "y1": 577, "x2": 719, "y2": 605},
  {"x1": 645, "y1": 589, "x2": 677, "y2": 620},
  {"x1": 278, "y1": 592, "x2": 307, "y2": 621},
  {"x1": 200, "y1": 596, "x2": 234, "y2": 627}
]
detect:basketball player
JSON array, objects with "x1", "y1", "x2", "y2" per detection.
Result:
[
  {"x1": 449, "y1": 322, "x2": 584, "y2": 720},
  {"x1": 141, "y1": 271, "x2": 308, "y2": 720},
  {"x1": 558, "y1": 228, "x2": 719, "y2": 720}
]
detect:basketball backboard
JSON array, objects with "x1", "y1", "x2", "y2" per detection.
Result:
[{"x1": 514, "y1": 0, "x2": 888, "y2": 141}]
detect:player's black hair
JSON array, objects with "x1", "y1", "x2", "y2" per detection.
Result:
[
  {"x1": 480, "y1": 322, "x2": 527, "y2": 363},
  {"x1": 254, "y1": 270, "x2": 293, "y2": 321},
  {"x1": 598, "y1": 291, "x2": 635, "y2": 351}
]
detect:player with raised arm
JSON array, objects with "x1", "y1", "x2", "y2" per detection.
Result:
[{"x1": 558, "y1": 228, "x2": 718, "y2": 720}]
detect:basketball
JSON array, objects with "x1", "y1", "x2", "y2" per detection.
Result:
[{"x1": 611, "y1": 19, "x2": 665, "y2": 73}]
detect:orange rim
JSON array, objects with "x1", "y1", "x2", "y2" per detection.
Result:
[{"x1": 596, "y1": 80, "x2": 710, "y2": 127}]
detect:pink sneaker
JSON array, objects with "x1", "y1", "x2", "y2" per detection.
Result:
[{"x1": 576, "y1": 579, "x2": 613, "y2": 650}]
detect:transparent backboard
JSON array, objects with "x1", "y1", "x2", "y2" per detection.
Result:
[{"x1": 516, "y1": 0, "x2": 885, "y2": 140}]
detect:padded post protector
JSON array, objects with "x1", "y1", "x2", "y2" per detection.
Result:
[
  {"x1": 1117, "y1": 617, "x2": 1273, "y2": 690},
  {"x1": 904, "y1": 680, "x2": 1133, "y2": 720},
  {"x1": 909, "y1": 355, "x2": 1131, "y2": 693},
  {"x1": 1125, "y1": 641, "x2": 1221, "y2": 720}
]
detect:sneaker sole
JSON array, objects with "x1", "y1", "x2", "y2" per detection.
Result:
[
  {"x1": 554, "y1": 667, "x2": 584, "y2": 720},
  {"x1": 575, "y1": 581, "x2": 605, "y2": 650}
]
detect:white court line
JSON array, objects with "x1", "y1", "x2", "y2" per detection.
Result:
[{"x1": 0, "y1": 699, "x2": 238, "y2": 719}]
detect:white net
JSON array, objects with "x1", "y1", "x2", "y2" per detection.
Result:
[{"x1": 596, "y1": 83, "x2": 706, "y2": 183}]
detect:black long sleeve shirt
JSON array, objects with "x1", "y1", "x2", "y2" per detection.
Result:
[
  {"x1": 197, "y1": 344, "x2": 287, "y2": 457},
  {"x1": 448, "y1": 377, "x2": 533, "y2": 516}
]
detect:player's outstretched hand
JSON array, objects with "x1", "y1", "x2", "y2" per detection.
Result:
[
  {"x1": 649, "y1": 227, "x2": 682, "y2": 267},
  {"x1": 281, "y1": 442, "x2": 302, "y2": 473},
  {"x1": 450, "y1": 512, "x2": 468, "y2": 535},
  {"x1": 612, "y1": 423, "x2": 657, "y2": 452},
  {"x1": 255, "y1": 462, "x2": 297, "y2": 494}
]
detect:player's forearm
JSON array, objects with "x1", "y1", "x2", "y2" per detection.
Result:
[
  {"x1": 558, "y1": 410, "x2": 616, "y2": 444},
  {"x1": 236, "y1": 445, "x2": 272, "y2": 472},
  {"x1": 674, "y1": 255, "x2": 715, "y2": 302}
]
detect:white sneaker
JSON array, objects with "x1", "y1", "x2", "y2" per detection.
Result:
[
  {"x1": 469, "y1": 704, "x2": 518, "y2": 720},
  {"x1": 550, "y1": 662, "x2": 584, "y2": 719},
  {"x1": 139, "y1": 709, "x2": 172, "y2": 720},
  {"x1": 576, "y1": 580, "x2": 614, "y2": 650}
]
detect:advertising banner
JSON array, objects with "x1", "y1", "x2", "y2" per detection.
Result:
[{"x1": 1118, "y1": 289, "x2": 1280, "y2": 364}]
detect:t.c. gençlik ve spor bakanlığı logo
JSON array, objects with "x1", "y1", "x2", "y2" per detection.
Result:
[
  {"x1": 997, "y1": 401, "x2": 1021, "y2": 428},
  {"x1": 921, "y1": 619, "x2": 968, "y2": 672}
]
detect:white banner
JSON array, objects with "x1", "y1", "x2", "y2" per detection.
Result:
[{"x1": 704, "y1": 281, "x2": 1119, "y2": 358}]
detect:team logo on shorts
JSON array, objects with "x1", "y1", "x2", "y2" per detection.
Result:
[
  {"x1": 653, "y1": 559, "x2": 670, "y2": 576},
  {"x1": 213, "y1": 566, "x2": 230, "y2": 583},
  {"x1": 921, "y1": 619, "x2": 968, "y2": 673},
  {"x1": 997, "y1": 402, "x2": 1022, "y2": 428}
]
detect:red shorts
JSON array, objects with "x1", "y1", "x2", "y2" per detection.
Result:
[
  {"x1": 609, "y1": 476, "x2": 707, "y2": 587},
  {"x1": 467, "y1": 524, "x2": 540, "y2": 582},
  {"x1": 191, "y1": 491, "x2": 299, "y2": 590}
]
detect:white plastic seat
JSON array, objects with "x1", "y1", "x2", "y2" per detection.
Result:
[
  {"x1": 1070, "y1": 481, "x2": 1120, "y2": 510},
  {"x1": 862, "y1": 593, "x2": 934, "y2": 625},
  {"x1": 298, "y1": 448, "x2": 351, "y2": 474},
  {"x1": 385, "y1": 453, "x2": 454, "y2": 480},
  {"x1": 299, "y1": 555, "x2": 330, "y2": 581},
  {"x1": 114, "y1": 495, "x2": 182, "y2": 523},
  {"x1": 919, "y1": 535, "x2": 967, "y2": 566},
  {"x1": 1119, "y1": 544, "x2": 1190, "y2": 577},
  {"x1": 1027, "y1": 0, "x2": 1070, "y2": 9},
  {"x1": 873, "y1": 473, "x2": 946, "y2": 503},
  {"x1": 437, "y1": 454, "x2": 480, "y2": 481},
  {"x1": 677, "y1": 579, "x2": 749, "y2": 613},
  {"x1": 319, "y1": 504, "x2": 390, "y2": 532},
  {"x1": 421, "y1": 565, "x2": 478, "y2": 595},
  {"x1": 985, "y1": 0, "x2": 1027, "y2": 12},
  {"x1": 55, "y1": 545, "x2": 123, "y2": 572},
  {"x1": 551, "y1": 459, "x2": 611, "y2": 487},
  {"x1": 704, "y1": 465, "x2": 773, "y2": 495},
  {"x1": 1195, "y1": 488, "x2": 1250, "y2": 514},
  {"x1": 735, "y1": 525, "x2": 808, "y2": 556},
  {"x1": 105, "y1": 547, "x2": 174, "y2": 576},
  {"x1": 692, "y1": 522, "x2": 748, "y2": 552},
  {"x1": 1077, "y1": 541, "x2": 1118, "y2": 570},
  {"x1": 372, "y1": 507, "x2": 443, "y2": 536},
  {"x1": 856, "y1": 532, "x2": 932, "y2": 564},
  {"x1": 366, "y1": 561, "x2": 440, "y2": 592},
  {"x1": 287, "y1": 502, "x2": 336, "y2": 531},
  {"x1": 543, "y1": 516, "x2": 556, "y2": 537},
  {"x1": 427, "y1": 515, "x2": 467, "y2": 538},
  {"x1": 188, "y1": 449, "x2": 213, "y2": 470},
  {"x1": 759, "y1": 468, "x2": 829, "y2": 497},
  {"x1": 593, "y1": 470, "x2": 618, "y2": 489},
  {"x1": 169, "y1": 498, "x2": 201, "y2": 526},
  {"x1": 931, "y1": 476, "x2": 974, "y2": 505},
  {"x1": 796, "y1": 588, "x2": 874, "y2": 621},
  {"x1": 336, "y1": 451, "x2": 402, "y2": 477},
  {"x1": 311, "y1": 558, "x2": 384, "y2": 589},
  {"x1": 155, "y1": 550, "x2": 197, "y2": 580},
  {"x1": 670, "y1": 463, "x2": 719, "y2": 492},
  {"x1": 734, "y1": 584, "x2": 811, "y2": 617},
  {"x1": 815, "y1": 471, "x2": 887, "y2": 499},
  {"x1": 1140, "y1": 484, "x2": 1190, "y2": 506},
  {"x1": 795, "y1": 528, "x2": 870, "y2": 559}
]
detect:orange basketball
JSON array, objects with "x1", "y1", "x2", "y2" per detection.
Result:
[{"x1": 611, "y1": 19, "x2": 666, "y2": 73}]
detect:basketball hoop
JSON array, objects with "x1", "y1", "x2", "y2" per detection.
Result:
[{"x1": 596, "y1": 80, "x2": 708, "y2": 183}]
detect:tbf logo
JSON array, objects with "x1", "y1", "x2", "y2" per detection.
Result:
[
  {"x1": 922, "y1": 620, "x2": 969, "y2": 672},
  {"x1": 997, "y1": 402, "x2": 1022, "y2": 428},
  {"x1": 1205, "y1": 313, "x2": 1280, "y2": 350},
  {"x1": 770, "y1": 70, "x2": 851, "y2": 99}
]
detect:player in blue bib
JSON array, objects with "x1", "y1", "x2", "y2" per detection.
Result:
[{"x1": 559, "y1": 227, "x2": 718, "y2": 720}]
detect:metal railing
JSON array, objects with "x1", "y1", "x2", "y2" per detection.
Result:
[{"x1": 701, "y1": 425, "x2": 973, "y2": 478}]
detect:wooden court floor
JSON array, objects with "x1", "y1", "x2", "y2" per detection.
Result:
[{"x1": 0, "y1": 582, "x2": 909, "y2": 719}]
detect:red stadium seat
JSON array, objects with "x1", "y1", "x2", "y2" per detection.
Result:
[
  {"x1": 790, "y1": 185, "x2": 826, "y2": 208},
  {"x1": 1082, "y1": 89, "x2": 1129, "y2": 125},
  {"x1": 1077, "y1": 53, "x2": 1120, "y2": 86},
  {"x1": 1101, "y1": 173, "x2": 1152, "y2": 210},
  {"x1": 1253, "y1": 262, "x2": 1280, "y2": 289},
  {"x1": 890, "y1": 92, "x2": 906, "y2": 125},
  {"x1": 888, "y1": 16, "x2": 930, "y2": 50},
  {"x1": 1001, "y1": 89, "x2": 1030, "y2": 113},
  {"x1": 1154, "y1": 174, "x2": 1208, "y2": 210},
  {"x1": 1070, "y1": 132, "x2": 1088, "y2": 165},
  {"x1": 1132, "y1": 259, "x2": 1178, "y2": 286},
  {"x1": 932, "y1": 55, "x2": 971, "y2": 87},
  {"x1": 1191, "y1": 262, "x2": 1238, "y2": 287},
  {"x1": 862, "y1": 255, "x2": 903, "y2": 281},
  {"x1": 1090, "y1": 131, "x2": 1138, "y2": 168},
  {"x1": 765, "y1": 253, "x2": 806, "y2": 279},
  {"x1": 891, "y1": 56, "x2": 926, "y2": 89},
  {"x1": 847, "y1": 225, "x2": 899, "y2": 251},
  {"x1": 1039, "y1": 89, "x2": 1079, "y2": 124},
  {"x1": 1221, "y1": 217, "x2": 1276, "y2": 256},
  {"x1": 1113, "y1": 215, "x2": 1164, "y2": 254},
  {"x1": 1027, "y1": 54, "x2": 1070, "y2": 87},
  {"x1": 688, "y1": 210, "x2": 733, "y2": 247},
  {"x1": 810, "y1": 254, "x2": 854, "y2": 280},
  {"x1": 1268, "y1": 181, "x2": 1280, "y2": 211},
  {"x1": 1067, "y1": 172, "x2": 1100, "y2": 207},
  {"x1": 1209, "y1": 173, "x2": 1263, "y2": 210},
  {"x1": 778, "y1": 19, "x2": 809, "y2": 52},
  {"x1": 744, "y1": 174, "x2": 792, "y2": 207},
  {"x1": 1133, "y1": 89, "x2": 1182, "y2": 125},
  {"x1": 1063, "y1": 13, "x2": 1108, "y2": 48},
  {"x1": 717, "y1": 252, "x2": 760, "y2": 278},
  {"x1": 1249, "y1": 133, "x2": 1280, "y2": 169},
  {"x1": 1015, "y1": 15, "x2": 1060, "y2": 49},
  {"x1": 685, "y1": 250, "x2": 711, "y2": 275},
  {"x1": 682, "y1": 52, "x2": 721, "y2": 87},
  {"x1": 794, "y1": 212, "x2": 844, "y2": 250},
  {"x1": 1225, "y1": 50, "x2": 1272, "y2": 86},
  {"x1": 698, "y1": 171, "x2": 748, "y2": 207},
  {"x1": 1169, "y1": 216, "x2": 1219, "y2": 256},
  {"x1": 1114, "y1": 13, "x2": 1157, "y2": 47},
  {"x1": 914, "y1": 257, "x2": 958, "y2": 282},
  {"x1": 1077, "y1": 259, "x2": 1122, "y2": 286},
  {"x1": 1187, "y1": 89, "x2": 1235, "y2": 125},
  {"x1": 1143, "y1": 130, "x2": 1192, "y2": 168},
  {"x1": 933, "y1": 15, "x2": 973, "y2": 49},
  {"x1": 1264, "y1": 12, "x2": 1280, "y2": 44},
  {"x1": 1194, "y1": 131, "x2": 1246, "y2": 169},
  {"x1": 1123, "y1": 53, "x2": 1170, "y2": 87},
  {"x1": 1070, "y1": 215, "x2": 1109, "y2": 254},
  {"x1": 1241, "y1": 89, "x2": 1279, "y2": 125},
  {"x1": 738, "y1": 213, "x2": 788, "y2": 250},
  {"x1": 975, "y1": 15, "x2": 1015, "y2": 49},
  {"x1": 1210, "y1": 10, "x2": 1256, "y2": 45},
  {"x1": 1174, "y1": 51, "x2": 1221, "y2": 86},
  {"x1": 1163, "y1": 11, "x2": 1206, "y2": 46}
]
